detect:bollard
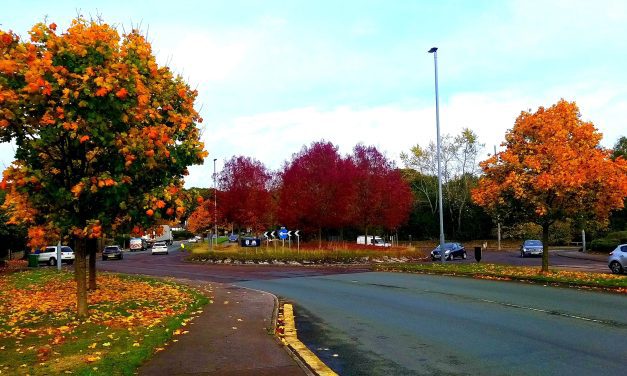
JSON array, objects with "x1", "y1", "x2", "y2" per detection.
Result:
[{"x1": 474, "y1": 246, "x2": 482, "y2": 262}]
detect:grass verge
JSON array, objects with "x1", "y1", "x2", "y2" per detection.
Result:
[
  {"x1": 186, "y1": 243, "x2": 427, "y2": 264},
  {"x1": 0, "y1": 269, "x2": 208, "y2": 375},
  {"x1": 374, "y1": 263, "x2": 627, "y2": 292}
]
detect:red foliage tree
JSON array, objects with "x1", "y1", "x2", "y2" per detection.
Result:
[
  {"x1": 279, "y1": 141, "x2": 356, "y2": 246},
  {"x1": 349, "y1": 145, "x2": 413, "y2": 236},
  {"x1": 218, "y1": 156, "x2": 272, "y2": 234}
]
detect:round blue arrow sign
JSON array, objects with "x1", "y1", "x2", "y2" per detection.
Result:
[{"x1": 278, "y1": 228, "x2": 288, "y2": 240}]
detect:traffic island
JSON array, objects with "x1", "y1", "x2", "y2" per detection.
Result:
[{"x1": 276, "y1": 302, "x2": 338, "y2": 376}]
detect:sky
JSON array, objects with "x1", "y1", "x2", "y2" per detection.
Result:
[{"x1": 2, "y1": 0, "x2": 626, "y2": 188}]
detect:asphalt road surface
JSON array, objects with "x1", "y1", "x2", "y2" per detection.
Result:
[
  {"x1": 97, "y1": 243, "x2": 624, "y2": 375},
  {"x1": 241, "y1": 272, "x2": 627, "y2": 375}
]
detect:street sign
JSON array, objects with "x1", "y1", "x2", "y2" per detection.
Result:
[
  {"x1": 270, "y1": 231, "x2": 276, "y2": 238},
  {"x1": 263, "y1": 232, "x2": 269, "y2": 238},
  {"x1": 279, "y1": 228, "x2": 288, "y2": 240},
  {"x1": 241, "y1": 238, "x2": 261, "y2": 247},
  {"x1": 287, "y1": 231, "x2": 292, "y2": 237},
  {"x1": 294, "y1": 230, "x2": 300, "y2": 237}
]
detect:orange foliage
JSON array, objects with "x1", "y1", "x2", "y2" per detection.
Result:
[
  {"x1": 0, "y1": 17, "x2": 207, "y2": 245},
  {"x1": 0, "y1": 272, "x2": 197, "y2": 348},
  {"x1": 473, "y1": 99, "x2": 627, "y2": 223}
]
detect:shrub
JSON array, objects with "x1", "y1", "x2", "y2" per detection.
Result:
[
  {"x1": 605, "y1": 231, "x2": 627, "y2": 243},
  {"x1": 590, "y1": 238, "x2": 619, "y2": 253},
  {"x1": 172, "y1": 230, "x2": 194, "y2": 240}
]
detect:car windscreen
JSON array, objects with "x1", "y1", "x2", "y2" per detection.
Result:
[
  {"x1": 154, "y1": 243, "x2": 166, "y2": 247},
  {"x1": 525, "y1": 240, "x2": 542, "y2": 246},
  {"x1": 104, "y1": 247, "x2": 118, "y2": 251}
]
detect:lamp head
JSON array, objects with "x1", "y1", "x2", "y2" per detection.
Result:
[{"x1": 428, "y1": 47, "x2": 438, "y2": 53}]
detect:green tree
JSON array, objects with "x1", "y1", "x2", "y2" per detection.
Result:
[
  {"x1": 0, "y1": 19, "x2": 206, "y2": 316},
  {"x1": 401, "y1": 128, "x2": 484, "y2": 237}
]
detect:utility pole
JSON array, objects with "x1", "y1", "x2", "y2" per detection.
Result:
[{"x1": 429, "y1": 47, "x2": 446, "y2": 263}]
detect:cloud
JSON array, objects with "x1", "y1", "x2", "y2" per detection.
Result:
[{"x1": 197, "y1": 85, "x2": 626, "y2": 188}]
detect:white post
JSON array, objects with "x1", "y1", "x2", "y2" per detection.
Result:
[
  {"x1": 582, "y1": 229, "x2": 586, "y2": 253},
  {"x1": 56, "y1": 241, "x2": 62, "y2": 271}
]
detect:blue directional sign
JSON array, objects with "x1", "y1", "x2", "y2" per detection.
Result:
[{"x1": 278, "y1": 228, "x2": 289, "y2": 240}]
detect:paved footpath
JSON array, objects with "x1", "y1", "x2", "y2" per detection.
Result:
[{"x1": 139, "y1": 280, "x2": 304, "y2": 376}]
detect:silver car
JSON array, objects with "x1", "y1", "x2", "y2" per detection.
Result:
[
  {"x1": 608, "y1": 244, "x2": 627, "y2": 274},
  {"x1": 520, "y1": 239, "x2": 543, "y2": 258}
]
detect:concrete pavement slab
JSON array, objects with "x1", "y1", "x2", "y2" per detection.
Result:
[{"x1": 139, "y1": 280, "x2": 304, "y2": 376}]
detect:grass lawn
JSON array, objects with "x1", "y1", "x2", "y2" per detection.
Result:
[
  {"x1": 374, "y1": 263, "x2": 627, "y2": 292},
  {"x1": 0, "y1": 268, "x2": 208, "y2": 375}
]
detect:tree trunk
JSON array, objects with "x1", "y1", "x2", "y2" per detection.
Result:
[
  {"x1": 541, "y1": 222, "x2": 550, "y2": 273},
  {"x1": 318, "y1": 227, "x2": 322, "y2": 249},
  {"x1": 74, "y1": 238, "x2": 88, "y2": 317},
  {"x1": 88, "y1": 239, "x2": 97, "y2": 291}
]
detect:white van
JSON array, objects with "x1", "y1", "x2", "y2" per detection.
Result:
[
  {"x1": 356, "y1": 236, "x2": 391, "y2": 247},
  {"x1": 129, "y1": 238, "x2": 147, "y2": 251}
]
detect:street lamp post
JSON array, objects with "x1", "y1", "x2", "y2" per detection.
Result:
[
  {"x1": 213, "y1": 158, "x2": 217, "y2": 250},
  {"x1": 428, "y1": 47, "x2": 446, "y2": 264}
]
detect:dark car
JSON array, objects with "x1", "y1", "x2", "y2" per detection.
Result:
[
  {"x1": 520, "y1": 239, "x2": 543, "y2": 258},
  {"x1": 102, "y1": 245, "x2": 123, "y2": 260},
  {"x1": 431, "y1": 242, "x2": 466, "y2": 261}
]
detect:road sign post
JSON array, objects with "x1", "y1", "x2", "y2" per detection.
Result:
[
  {"x1": 287, "y1": 231, "x2": 292, "y2": 249},
  {"x1": 279, "y1": 227, "x2": 288, "y2": 249},
  {"x1": 295, "y1": 230, "x2": 300, "y2": 253}
]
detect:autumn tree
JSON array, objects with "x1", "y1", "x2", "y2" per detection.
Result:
[
  {"x1": 401, "y1": 128, "x2": 483, "y2": 237},
  {"x1": 0, "y1": 19, "x2": 206, "y2": 316},
  {"x1": 349, "y1": 145, "x2": 413, "y2": 238},
  {"x1": 218, "y1": 156, "x2": 272, "y2": 234},
  {"x1": 279, "y1": 141, "x2": 355, "y2": 246},
  {"x1": 472, "y1": 100, "x2": 627, "y2": 272},
  {"x1": 186, "y1": 198, "x2": 218, "y2": 235}
]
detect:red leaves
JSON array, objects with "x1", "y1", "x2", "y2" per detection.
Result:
[
  {"x1": 115, "y1": 88, "x2": 128, "y2": 99},
  {"x1": 217, "y1": 156, "x2": 272, "y2": 232},
  {"x1": 79, "y1": 135, "x2": 90, "y2": 143}
]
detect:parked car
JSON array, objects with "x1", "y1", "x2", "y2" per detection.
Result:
[
  {"x1": 102, "y1": 245, "x2": 123, "y2": 260},
  {"x1": 520, "y1": 239, "x2": 543, "y2": 258},
  {"x1": 431, "y1": 243, "x2": 466, "y2": 261},
  {"x1": 608, "y1": 244, "x2": 627, "y2": 274},
  {"x1": 187, "y1": 237, "x2": 198, "y2": 243},
  {"x1": 228, "y1": 234, "x2": 239, "y2": 242},
  {"x1": 37, "y1": 246, "x2": 75, "y2": 266},
  {"x1": 152, "y1": 241, "x2": 169, "y2": 255},
  {"x1": 129, "y1": 237, "x2": 147, "y2": 252}
]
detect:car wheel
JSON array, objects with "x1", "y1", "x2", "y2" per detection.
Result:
[
  {"x1": 462, "y1": 252, "x2": 467, "y2": 259},
  {"x1": 102, "y1": 257, "x2": 106, "y2": 261},
  {"x1": 67, "y1": 260, "x2": 74, "y2": 265},
  {"x1": 520, "y1": 251, "x2": 524, "y2": 258},
  {"x1": 447, "y1": 254, "x2": 453, "y2": 261},
  {"x1": 48, "y1": 257, "x2": 56, "y2": 266},
  {"x1": 609, "y1": 261, "x2": 623, "y2": 274}
]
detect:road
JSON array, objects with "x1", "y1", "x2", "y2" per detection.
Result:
[
  {"x1": 96, "y1": 243, "x2": 624, "y2": 375},
  {"x1": 96, "y1": 242, "x2": 368, "y2": 282},
  {"x1": 241, "y1": 272, "x2": 627, "y2": 375}
]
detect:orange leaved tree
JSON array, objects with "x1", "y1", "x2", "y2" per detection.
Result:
[
  {"x1": 0, "y1": 19, "x2": 206, "y2": 316},
  {"x1": 472, "y1": 99, "x2": 627, "y2": 272}
]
